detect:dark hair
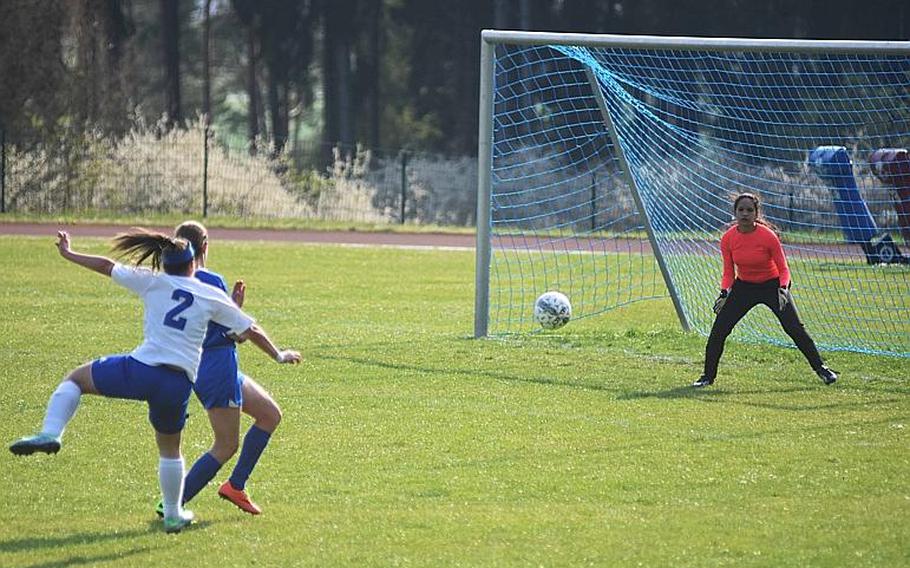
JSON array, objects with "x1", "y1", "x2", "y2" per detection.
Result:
[
  {"x1": 175, "y1": 220, "x2": 208, "y2": 259},
  {"x1": 731, "y1": 192, "x2": 778, "y2": 233},
  {"x1": 111, "y1": 228, "x2": 194, "y2": 274}
]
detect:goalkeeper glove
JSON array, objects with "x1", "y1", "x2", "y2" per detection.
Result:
[
  {"x1": 712, "y1": 289, "x2": 729, "y2": 315},
  {"x1": 777, "y1": 285, "x2": 791, "y2": 312}
]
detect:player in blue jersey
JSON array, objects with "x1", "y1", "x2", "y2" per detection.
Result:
[
  {"x1": 162, "y1": 220, "x2": 285, "y2": 515},
  {"x1": 9, "y1": 229, "x2": 301, "y2": 533}
]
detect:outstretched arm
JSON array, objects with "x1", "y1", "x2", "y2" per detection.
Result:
[
  {"x1": 56, "y1": 231, "x2": 114, "y2": 277},
  {"x1": 238, "y1": 323, "x2": 301, "y2": 364}
]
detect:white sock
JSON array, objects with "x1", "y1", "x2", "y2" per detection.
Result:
[
  {"x1": 40, "y1": 381, "x2": 82, "y2": 438},
  {"x1": 159, "y1": 456, "x2": 186, "y2": 520}
]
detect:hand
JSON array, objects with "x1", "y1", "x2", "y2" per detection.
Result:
[
  {"x1": 712, "y1": 289, "x2": 729, "y2": 315},
  {"x1": 231, "y1": 280, "x2": 246, "y2": 308},
  {"x1": 56, "y1": 230, "x2": 72, "y2": 257},
  {"x1": 777, "y1": 286, "x2": 790, "y2": 312},
  {"x1": 275, "y1": 349, "x2": 302, "y2": 364}
]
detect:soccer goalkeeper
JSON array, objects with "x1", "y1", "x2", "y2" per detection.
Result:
[{"x1": 693, "y1": 193, "x2": 838, "y2": 388}]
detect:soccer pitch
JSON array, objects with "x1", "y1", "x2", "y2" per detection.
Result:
[{"x1": 1, "y1": 236, "x2": 908, "y2": 567}]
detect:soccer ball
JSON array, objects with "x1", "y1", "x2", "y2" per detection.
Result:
[{"x1": 533, "y1": 291, "x2": 571, "y2": 330}]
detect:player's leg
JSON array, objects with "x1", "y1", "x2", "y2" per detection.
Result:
[
  {"x1": 156, "y1": 430, "x2": 194, "y2": 533},
  {"x1": 181, "y1": 350, "x2": 243, "y2": 507},
  {"x1": 234, "y1": 376, "x2": 281, "y2": 484},
  {"x1": 698, "y1": 284, "x2": 758, "y2": 385},
  {"x1": 9, "y1": 361, "x2": 101, "y2": 455},
  {"x1": 770, "y1": 295, "x2": 836, "y2": 384},
  {"x1": 206, "y1": 407, "x2": 243, "y2": 463},
  {"x1": 240, "y1": 376, "x2": 282, "y2": 434},
  {"x1": 219, "y1": 376, "x2": 281, "y2": 515},
  {"x1": 180, "y1": 407, "x2": 240, "y2": 507},
  {"x1": 150, "y1": 371, "x2": 194, "y2": 533}
]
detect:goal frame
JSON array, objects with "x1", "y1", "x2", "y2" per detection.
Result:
[{"x1": 474, "y1": 30, "x2": 910, "y2": 338}]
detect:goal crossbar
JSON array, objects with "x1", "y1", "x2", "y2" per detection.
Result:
[{"x1": 481, "y1": 30, "x2": 910, "y2": 54}]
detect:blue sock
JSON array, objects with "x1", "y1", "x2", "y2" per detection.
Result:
[
  {"x1": 229, "y1": 425, "x2": 271, "y2": 491},
  {"x1": 182, "y1": 452, "x2": 222, "y2": 504}
]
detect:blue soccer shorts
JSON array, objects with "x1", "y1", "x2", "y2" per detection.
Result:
[
  {"x1": 91, "y1": 355, "x2": 192, "y2": 434},
  {"x1": 193, "y1": 348, "x2": 246, "y2": 410}
]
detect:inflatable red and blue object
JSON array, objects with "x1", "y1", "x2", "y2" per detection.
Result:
[
  {"x1": 869, "y1": 148, "x2": 910, "y2": 246},
  {"x1": 808, "y1": 145, "x2": 907, "y2": 265}
]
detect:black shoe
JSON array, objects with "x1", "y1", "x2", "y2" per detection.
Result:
[
  {"x1": 9, "y1": 433, "x2": 61, "y2": 456},
  {"x1": 815, "y1": 366, "x2": 837, "y2": 385},
  {"x1": 692, "y1": 375, "x2": 714, "y2": 388}
]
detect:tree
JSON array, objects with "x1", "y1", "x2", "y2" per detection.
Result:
[
  {"x1": 231, "y1": 0, "x2": 315, "y2": 156},
  {"x1": 261, "y1": 1, "x2": 314, "y2": 156},
  {"x1": 392, "y1": 0, "x2": 490, "y2": 154},
  {"x1": 232, "y1": 0, "x2": 262, "y2": 151},
  {"x1": 160, "y1": 0, "x2": 182, "y2": 129},
  {"x1": 322, "y1": 0, "x2": 357, "y2": 161},
  {"x1": 359, "y1": 0, "x2": 383, "y2": 149},
  {"x1": 0, "y1": 0, "x2": 136, "y2": 142},
  {"x1": 0, "y1": 1, "x2": 66, "y2": 142},
  {"x1": 202, "y1": 0, "x2": 212, "y2": 125}
]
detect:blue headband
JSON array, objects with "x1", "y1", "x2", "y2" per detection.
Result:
[{"x1": 162, "y1": 242, "x2": 195, "y2": 265}]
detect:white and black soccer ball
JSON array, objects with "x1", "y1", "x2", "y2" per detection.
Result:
[{"x1": 533, "y1": 291, "x2": 572, "y2": 330}]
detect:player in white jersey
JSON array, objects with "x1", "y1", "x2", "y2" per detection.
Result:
[{"x1": 9, "y1": 229, "x2": 301, "y2": 534}]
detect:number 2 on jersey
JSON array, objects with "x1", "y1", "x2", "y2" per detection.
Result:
[{"x1": 163, "y1": 289, "x2": 195, "y2": 331}]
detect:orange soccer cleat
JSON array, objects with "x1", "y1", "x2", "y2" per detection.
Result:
[{"x1": 218, "y1": 481, "x2": 262, "y2": 515}]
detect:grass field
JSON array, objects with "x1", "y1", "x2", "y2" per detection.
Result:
[{"x1": 1, "y1": 235, "x2": 908, "y2": 567}]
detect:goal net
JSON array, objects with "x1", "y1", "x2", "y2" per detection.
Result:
[{"x1": 475, "y1": 31, "x2": 910, "y2": 358}]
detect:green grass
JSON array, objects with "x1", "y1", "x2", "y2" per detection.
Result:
[{"x1": 1, "y1": 235, "x2": 908, "y2": 567}]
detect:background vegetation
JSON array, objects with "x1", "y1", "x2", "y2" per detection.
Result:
[
  {"x1": 2, "y1": 0, "x2": 908, "y2": 158},
  {"x1": 1, "y1": 1, "x2": 907, "y2": 224}
]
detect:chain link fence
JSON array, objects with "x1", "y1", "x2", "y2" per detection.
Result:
[{"x1": 0, "y1": 120, "x2": 478, "y2": 227}]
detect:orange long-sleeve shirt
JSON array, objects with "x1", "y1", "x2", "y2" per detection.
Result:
[{"x1": 719, "y1": 223, "x2": 791, "y2": 290}]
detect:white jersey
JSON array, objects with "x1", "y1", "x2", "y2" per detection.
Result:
[{"x1": 111, "y1": 264, "x2": 255, "y2": 382}]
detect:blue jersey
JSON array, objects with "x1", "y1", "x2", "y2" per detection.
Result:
[
  {"x1": 196, "y1": 269, "x2": 238, "y2": 351},
  {"x1": 194, "y1": 268, "x2": 245, "y2": 409}
]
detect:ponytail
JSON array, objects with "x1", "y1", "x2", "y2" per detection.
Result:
[{"x1": 112, "y1": 228, "x2": 194, "y2": 274}]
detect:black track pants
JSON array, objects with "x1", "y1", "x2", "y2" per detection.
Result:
[{"x1": 703, "y1": 278, "x2": 824, "y2": 379}]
